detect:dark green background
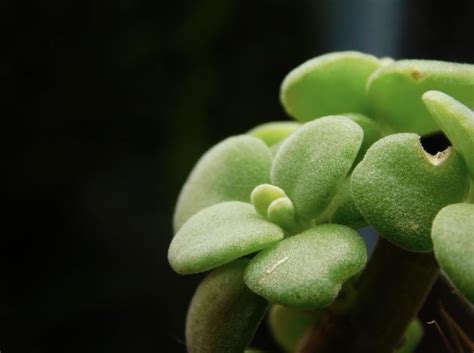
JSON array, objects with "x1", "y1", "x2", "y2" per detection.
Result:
[{"x1": 7, "y1": 0, "x2": 474, "y2": 352}]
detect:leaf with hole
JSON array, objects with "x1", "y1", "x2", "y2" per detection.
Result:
[
  {"x1": 423, "y1": 90, "x2": 474, "y2": 177},
  {"x1": 351, "y1": 133, "x2": 469, "y2": 252}
]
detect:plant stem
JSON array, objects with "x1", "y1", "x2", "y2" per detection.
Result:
[{"x1": 297, "y1": 237, "x2": 439, "y2": 353}]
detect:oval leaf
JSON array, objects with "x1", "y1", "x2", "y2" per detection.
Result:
[
  {"x1": 173, "y1": 135, "x2": 272, "y2": 232},
  {"x1": 251, "y1": 184, "x2": 287, "y2": 218},
  {"x1": 268, "y1": 305, "x2": 320, "y2": 353},
  {"x1": 368, "y1": 60, "x2": 474, "y2": 135},
  {"x1": 272, "y1": 116, "x2": 363, "y2": 220},
  {"x1": 280, "y1": 51, "x2": 381, "y2": 121},
  {"x1": 423, "y1": 90, "x2": 474, "y2": 177},
  {"x1": 267, "y1": 197, "x2": 296, "y2": 230},
  {"x1": 186, "y1": 260, "x2": 269, "y2": 353},
  {"x1": 244, "y1": 224, "x2": 367, "y2": 309},
  {"x1": 248, "y1": 121, "x2": 301, "y2": 146},
  {"x1": 351, "y1": 133, "x2": 469, "y2": 252},
  {"x1": 169, "y1": 201, "x2": 284, "y2": 274},
  {"x1": 432, "y1": 203, "x2": 474, "y2": 303}
]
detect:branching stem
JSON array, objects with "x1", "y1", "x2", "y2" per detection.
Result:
[{"x1": 297, "y1": 237, "x2": 439, "y2": 353}]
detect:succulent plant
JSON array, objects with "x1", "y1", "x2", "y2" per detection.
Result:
[{"x1": 168, "y1": 51, "x2": 474, "y2": 353}]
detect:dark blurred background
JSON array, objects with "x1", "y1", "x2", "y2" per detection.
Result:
[{"x1": 7, "y1": 0, "x2": 474, "y2": 352}]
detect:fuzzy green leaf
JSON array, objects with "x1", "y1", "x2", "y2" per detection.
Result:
[
  {"x1": 248, "y1": 121, "x2": 301, "y2": 146},
  {"x1": 432, "y1": 203, "x2": 474, "y2": 303},
  {"x1": 268, "y1": 305, "x2": 320, "y2": 353},
  {"x1": 272, "y1": 116, "x2": 363, "y2": 220},
  {"x1": 251, "y1": 184, "x2": 287, "y2": 218},
  {"x1": 186, "y1": 260, "x2": 269, "y2": 353},
  {"x1": 173, "y1": 135, "x2": 272, "y2": 232},
  {"x1": 244, "y1": 224, "x2": 367, "y2": 309},
  {"x1": 423, "y1": 90, "x2": 474, "y2": 177},
  {"x1": 267, "y1": 197, "x2": 296, "y2": 230},
  {"x1": 368, "y1": 60, "x2": 474, "y2": 135},
  {"x1": 280, "y1": 51, "x2": 381, "y2": 121},
  {"x1": 169, "y1": 201, "x2": 284, "y2": 274},
  {"x1": 351, "y1": 133, "x2": 469, "y2": 252}
]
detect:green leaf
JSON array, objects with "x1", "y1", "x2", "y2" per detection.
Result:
[
  {"x1": 169, "y1": 201, "x2": 284, "y2": 274},
  {"x1": 244, "y1": 224, "x2": 367, "y2": 309},
  {"x1": 368, "y1": 60, "x2": 474, "y2": 135},
  {"x1": 351, "y1": 133, "x2": 469, "y2": 252},
  {"x1": 423, "y1": 90, "x2": 474, "y2": 177},
  {"x1": 272, "y1": 116, "x2": 363, "y2": 220},
  {"x1": 248, "y1": 121, "x2": 301, "y2": 146},
  {"x1": 173, "y1": 135, "x2": 272, "y2": 232},
  {"x1": 394, "y1": 319, "x2": 424, "y2": 353},
  {"x1": 280, "y1": 51, "x2": 381, "y2": 121},
  {"x1": 186, "y1": 260, "x2": 269, "y2": 353},
  {"x1": 432, "y1": 203, "x2": 474, "y2": 303},
  {"x1": 267, "y1": 197, "x2": 296, "y2": 230},
  {"x1": 268, "y1": 305, "x2": 320, "y2": 353},
  {"x1": 251, "y1": 184, "x2": 287, "y2": 218}
]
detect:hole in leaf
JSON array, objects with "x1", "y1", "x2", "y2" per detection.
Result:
[
  {"x1": 420, "y1": 132, "x2": 452, "y2": 166},
  {"x1": 420, "y1": 132, "x2": 450, "y2": 155}
]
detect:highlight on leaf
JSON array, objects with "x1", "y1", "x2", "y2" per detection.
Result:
[
  {"x1": 368, "y1": 60, "x2": 474, "y2": 135},
  {"x1": 351, "y1": 133, "x2": 469, "y2": 252},
  {"x1": 271, "y1": 115, "x2": 363, "y2": 220},
  {"x1": 280, "y1": 51, "x2": 381, "y2": 121},
  {"x1": 168, "y1": 201, "x2": 284, "y2": 274},
  {"x1": 173, "y1": 135, "x2": 272, "y2": 232},
  {"x1": 186, "y1": 260, "x2": 269, "y2": 353},
  {"x1": 244, "y1": 224, "x2": 367, "y2": 309},
  {"x1": 432, "y1": 203, "x2": 474, "y2": 303}
]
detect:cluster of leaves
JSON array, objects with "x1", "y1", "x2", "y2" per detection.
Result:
[{"x1": 168, "y1": 52, "x2": 474, "y2": 353}]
